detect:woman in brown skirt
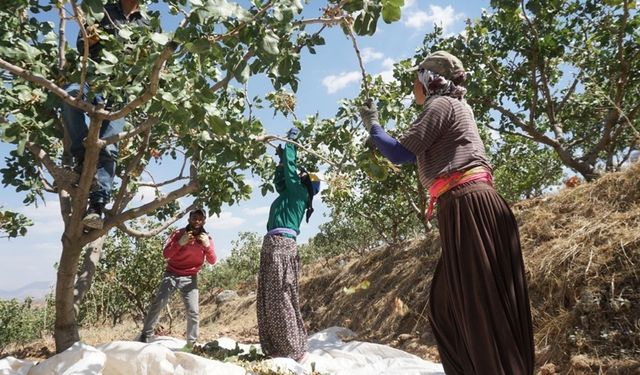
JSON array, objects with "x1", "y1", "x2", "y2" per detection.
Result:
[
  {"x1": 257, "y1": 127, "x2": 321, "y2": 362},
  {"x1": 359, "y1": 51, "x2": 535, "y2": 374}
]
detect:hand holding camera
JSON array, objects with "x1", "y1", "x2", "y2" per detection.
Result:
[
  {"x1": 178, "y1": 232, "x2": 193, "y2": 246},
  {"x1": 197, "y1": 233, "x2": 209, "y2": 247}
]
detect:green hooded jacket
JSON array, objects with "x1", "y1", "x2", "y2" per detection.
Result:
[{"x1": 266, "y1": 144, "x2": 309, "y2": 237}]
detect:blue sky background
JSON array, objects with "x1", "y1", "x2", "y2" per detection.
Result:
[{"x1": 0, "y1": 0, "x2": 490, "y2": 293}]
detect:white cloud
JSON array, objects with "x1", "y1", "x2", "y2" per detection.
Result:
[
  {"x1": 403, "y1": 5, "x2": 463, "y2": 33},
  {"x1": 207, "y1": 211, "x2": 246, "y2": 230},
  {"x1": 322, "y1": 71, "x2": 361, "y2": 94},
  {"x1": 361, "y1": 47, "x2": 384, "y2": 63},
  {"x1": 242, "y1": 206, "x2": 270, "y2": 217}
]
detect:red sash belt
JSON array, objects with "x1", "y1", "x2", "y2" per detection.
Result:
[{"x1": 426, "y1": 166, "x2": 493, "y2": 220}]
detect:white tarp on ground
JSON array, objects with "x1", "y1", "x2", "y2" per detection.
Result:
[{"x1": 0, "y1": 327, "x2": 444, "y2": 375}]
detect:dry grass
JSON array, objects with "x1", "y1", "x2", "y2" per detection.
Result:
[{"x1": 514, "y1": 164, "x2": 640, "y2": 373}]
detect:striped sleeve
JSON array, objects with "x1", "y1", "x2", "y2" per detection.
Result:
[{"x1": 399, "y1": 97, "x2": 452, "y2": 156}]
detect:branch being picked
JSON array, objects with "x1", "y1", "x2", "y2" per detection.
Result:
[
  {"x1": 344, "y1": 23, "x2": 369, "y2": 98},
  {"x1": 254, "y1": 134, "x2": 338, "y2": 168}
]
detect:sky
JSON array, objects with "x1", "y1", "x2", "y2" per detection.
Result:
[{"x1": 0, "y1": 0, "x2": 490, "y2": 294}]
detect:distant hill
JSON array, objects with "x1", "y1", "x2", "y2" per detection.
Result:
[{"x1": 0, "y1": 281, "x2": 53, "y2": 300}]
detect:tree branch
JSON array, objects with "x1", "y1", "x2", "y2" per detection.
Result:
[
  {"x1": 84, "y1": 180, "x2": 199, "y2": 244},
  {"x1": 521, "y1": 0, "x2": 561, "y2": 139},
  {"x1": 345, "y1": 22, "x2": 369, "y2": 98},
  {"x1": 207, "y1": 1, "x2": 274, "y2": 42},
  {"x1": 585, "y1": 1, "x2": 632, "y2": 166},
  {"x1": 492, "y1": 104, "x2": 557, "y2": 146},
  {"x1": 484, "y1": 122, "x2": 536, "y2": 142},
  {"x1": 255, "y1": 134, "x2": 339, "y2": 167},
  {"x1": 557, "y1": 72, "x2": 582, "y2": 115},
  {"x1": 138, "y1": 175, "x2": 189, "y2": 188},
  {"x1": 69, "y1": 0, "x2": 90, "y2": 97},
  {"x1": 117, "y1": 204, "x2": 194, "y2": 238},
  {"x1": 57, "y1": 1, "x2": 66, "y2": 70},
  {"x1": 295, "y1": 16, "x2": 347, "y2": 27},
  {"x1": 26, "y1": 142, "x2": 60, "y2": 177},
  {"x1": 112, "y1": 128, "x2": 153, "y2": 213},
  {"x1": 100, "y1": 116, "x2": 158, "y2": 146},
  {"x1": 103, "y1": 42, "x2": 178, "y2": 121},
  {"x1": 73, "y1": 236, "x2": 106, "y2": 309},
  {"x1": 0, "y1": 57, "x2": 99, "y2": 114},
  {"x1": 210, "y1": 49, "x2": 255, "y2": 92}
]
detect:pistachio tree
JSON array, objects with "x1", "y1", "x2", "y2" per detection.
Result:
[
  {"x1": 413, "y1": 0, "x2": 639, "y2": 181},
  {"x1": 303, "y1": 0, "x2": 638, "y2": 248},
  {"x1": 0, "y1": 0, "x2": 404, "y2": 352}
]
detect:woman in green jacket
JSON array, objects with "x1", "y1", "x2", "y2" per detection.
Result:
[{"x1": 257, "y1": 127, "x2": 320, "y2": 362}]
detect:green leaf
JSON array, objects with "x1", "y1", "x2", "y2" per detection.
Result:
[
  {"x1": 262, "y1": 31, "x2": 280, "y2": 55},
  {"x1": 353, "y1": 11, "x2": 379, "y2": 36},
  {"x1": 200, "y1": 130, "x2": 212, "y2": 142},
  {"x1": 118, "y1": 28, "x2": 133, "y2": 40},
  {"x1": 151, "y1": 32, "x2": 170, "y2": 46},
  {"x1": 234, "y1": 60, "x2": 250, "y2": 83},
  {"x1": 81, "y1": 0, "x2": 105, "y2": 23},
  {"x1": 381, "y1": 4, "x2": 402, "y2": 23},
  {"x1": 95, "y1": 62, "x2": 114, "y2": 75},
  {"x1": 210, "y1": 116, "x2": 227, "y2": 135},
  {"x1": 16, "y1": 138, "x2": 26, "y2": 156},
  {"x1": 102, "y1": 50, "x2": 118, "y2": 64}
]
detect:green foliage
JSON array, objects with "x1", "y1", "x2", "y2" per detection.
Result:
[
  {"x1": 200, "y1": 231, "x2": 262, "y2": 290},
  {"x1": 493, "y1": 135, "x2": 564, "y2": 202},
  {"x1": 0, "y1": 297, "x2": 53, "y2": 352},
  {"x1": 192, "y1": 340, "x2": 265, "y2": 362},
  {"x1": 0, "y1": 206, "x2": 32, "y2": 238},
  {"x1": 80, "y1": 227, "x2": 165, "y2": 325},
  {"x1": 409, "y1": 0, "x2": 640, "y2": 180}
]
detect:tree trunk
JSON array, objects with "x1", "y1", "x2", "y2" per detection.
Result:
[
  {"x1": 74, "y1": 236, "x2": 106, "y2": 309},
  {"x1": 54, "y1": 235, "x2": 85, "y2": 353}
]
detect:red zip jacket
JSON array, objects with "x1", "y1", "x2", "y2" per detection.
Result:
[{"x1": 163, "y1": 228, "x2": 217, "y2": 276}]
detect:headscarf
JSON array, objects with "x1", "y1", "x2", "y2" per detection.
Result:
[{"x1": 417, "y1": 68, "x2": 467, "y2": 100}]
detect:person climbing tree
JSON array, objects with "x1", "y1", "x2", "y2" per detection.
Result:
[
  {"x1": 59, "y1": 0, "x2": 152, "y2": 229},
  {"x1": 257, "y1": 127, "x2": 321, "y2": 362},
  {"x1": 359, "y1": 51, "x2": 535, "y2": 374}
]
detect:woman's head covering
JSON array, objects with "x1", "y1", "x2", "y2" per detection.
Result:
[
  {"x1": 411, "y1": 51, "x2": 468, "y2": 99},
  {"x1": 299, "y1": 171, "x2": 322, "y2": 222}
]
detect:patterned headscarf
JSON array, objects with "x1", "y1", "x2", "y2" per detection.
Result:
[{"x1": 417, "y1": 68, "x2": 467, "y2": 100}]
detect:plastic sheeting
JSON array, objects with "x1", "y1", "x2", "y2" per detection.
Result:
[{"x1": 0, "y1": 327, "x2": 444, "y2": 375}]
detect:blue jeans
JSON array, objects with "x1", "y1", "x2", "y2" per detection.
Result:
[
  {"x1": 60, "y1": 83, "x2": 125, "y2": 205},
  {"x1": 142, "y1": 272, "x2": 200, "y2": 343}
]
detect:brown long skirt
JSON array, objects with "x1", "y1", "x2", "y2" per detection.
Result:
[
  {"x1": 256, "y1": 234, "x2": 307, "y2": 361},
  {"x1": 429, "y1": 181, "x2": 534, "y2": 374}
]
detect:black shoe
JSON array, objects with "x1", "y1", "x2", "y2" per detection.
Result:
[
  {"x1": 138, "y1": 333, "x2": 149, "y2": 343},
  {"x1": 82, "y1": 203, "x2": 104, "y2": 230}
]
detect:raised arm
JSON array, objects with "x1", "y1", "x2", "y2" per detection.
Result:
[
  {"x1": 369, "y1": 124, "x2": 416, "y2": 164},
  {"x1": 281, "y1": 143, "x2": 301, "y2": 190}
]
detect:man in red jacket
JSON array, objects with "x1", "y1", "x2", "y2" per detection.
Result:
[{"x1": 138, "y1": 208, "x2": 216, "y2": 345}]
